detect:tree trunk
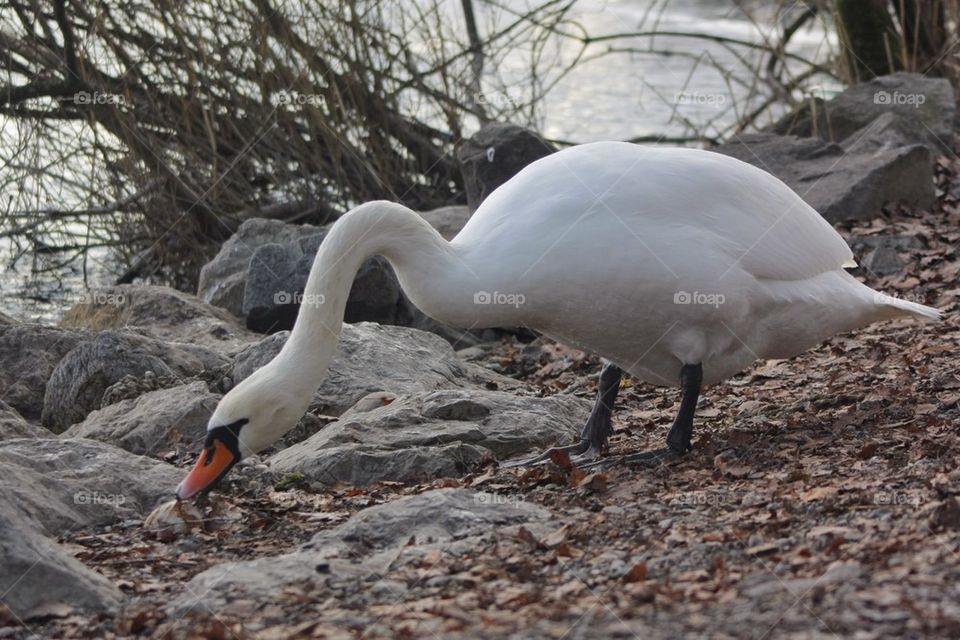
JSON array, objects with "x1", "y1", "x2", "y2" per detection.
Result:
[{"x1": 834, "y1": 0, "x2": 900, "y2": 81}]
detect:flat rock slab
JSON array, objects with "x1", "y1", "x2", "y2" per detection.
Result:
[
  {"x1": 269, "y1": 388, "x2": 590, "y2": 486},
  {"x1": 170, "y1": 488, "x2": 554, "y2": 614},
  {"x1": 63, "y1": 381, "x2": 220, "y2": 457},
  {"x1": 1, "y1": 512, "x2": 122, "y2": 618},
  {"x1": 0, "y1": 437, "x2": 181, "y2": 535},
  {"x1": 231, "y1": 322, "x2": 521, "y2": 417}
]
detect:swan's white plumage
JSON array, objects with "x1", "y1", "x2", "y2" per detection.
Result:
[
  {"x1": 205, "y1": 140, "x2": 940, "y2": 457},
  {"x1": 454, "y1": 142, "x2": 855, "y2": 282}
]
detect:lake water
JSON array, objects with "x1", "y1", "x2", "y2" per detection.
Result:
[{"x1": 0, "y1": 0, "x2": 835, "y2": 322}]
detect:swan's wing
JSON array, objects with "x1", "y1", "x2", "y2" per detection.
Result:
[
  {"x1": 454, "y1": 142, "x2": 855, "y2": 282},
  {"x1": 690, "y1": 151, "x2": 856, "y2": 281}
]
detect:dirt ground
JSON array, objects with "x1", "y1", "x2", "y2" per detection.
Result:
[{"x1": 6, "y1": 157, "x2": 960, "y2": 639}]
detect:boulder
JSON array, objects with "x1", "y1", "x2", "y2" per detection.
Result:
[
  {"x1": 241, "y1": 233, "x2": 401, "y2": 334},
  {"x1": 60, "y1": 284, "x2": 255, "y2": 354},
  {"x1": 0, "y1": 400, "x2": 45, "y2": 440},
  {"x1": 0, "y1": 438, "x2": 181, "y2": 534},
  {"x1": 196, "y1": 208, "x2": 483, "y2": 342},
  {"x1": 0, "y1": 310, "x2": 16, "y2": 325},
  {"x1": 0, "y1": 437, "x2": 179, "y2": 617},
  {"x1": 861, "y1": 246, "x2": 903, "y2": 276},
  {"x1": 171, "y1": 488, "x2": 553, "y2": 614},
  {"x1": 228, "y1": 331, "x2": 288, "y2": 385},
  {"x1": 1, "y1": 511, "x2": 122, "y2": 618},
  {"x1": 271, "y1": 442, "x2": 489, "y2": 488},
  {"x1": 0, "y1": 325, "x2": 86, "y2": 422},
  {"x1": 770, "y1": 72, "x2": 955, "y2": 155},
  {"x1": 229, "y1": 323, "x2": 521, "y2": 416},
  {"x1": 63, "y1": 381, "x2": 219, "y2": 456},
  {"x1": 269, "y1": 388, "x2": 590, "y2": 486},
  {"x1": 458, "y1": 122, "x2": 557, "y2": 211},
  {"x1": 714, "y1": 131, "x2": 934, "y2": 222},
  {"x1": 197, "y1": 217, "x2": 320, "y2": 317},
  {"x1": 304, "y1": 487, "x2": 553, "y2": 552},
  {"x1": 41, "y1": 330, "x2": 227, "y2": 433}
]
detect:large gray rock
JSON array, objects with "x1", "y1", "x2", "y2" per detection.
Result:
[
  {"x1": 196, "y1": 209, "x2": 482, "y2": 342},
  {"x1": 861, "y1": 246, "x2": 903, "y2": 276},
  {"x1": 272, "y1": 442, "x2": 489, "y2": 488},
  {"x1": 0, "y1": 400, "x2": 45, "y2": 440},
  {"x1": 0, "y1": 438, "x2": 177, "y2": 617},
  {"x1": 1, "y1": 511, "x2": 122, "y2": 618},
  {"x1": 242, "y1": 232, "x2": 402, "y2": 334},
  {"x1": 0, "y1": 325, "x2": 85, "y2": 422},
  {"x1": 197, "y1": 217, "x2": 320, "y2": 317},
  {"x1": 230, "y1": 323, "x2": 521, "y2": 417},
  {"x1": 63, "y1": 381, "x2": 219, "y2": 456},
  {"x1": 771, "y1": 72, "x2": 955, "y2": 154},
  {"x1": 41, "y1": 330, "x2": 227, "y2": 433},
  {"x1": 60, "y1": 284, "x2": 255, "y2": 354},
  {"x1": 714, "y1": 130, "x2": 934, "y2": 222},
  {"x1": 171, "y1": 488, "x2": 553, "y2": 614},
  {"x1": 458, "y1": 122, "x2": 557, "y2": 211},
  {"x1": 269, "y1": 388, "x2": 590, "y2": 486},
  {"x1": 0, "y1": 310, "x2": 16, "y2": 325},
  {"x1": 0, "y1": 438, "x2": 181, "y2": 534}
]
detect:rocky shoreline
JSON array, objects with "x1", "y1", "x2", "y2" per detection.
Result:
[{"x1": 1, "y1": 72, "x2": 959, "y2": 638}]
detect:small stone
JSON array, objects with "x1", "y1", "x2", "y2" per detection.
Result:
[
  {"x1": 144, "y1": 499, "x2": 205, "y2": 541},
  {"x1": 930, "y1": 498, "x2": 960, "y2": 531},
  {"x1": 861, "y1": 246, "x2": 903, "y2": 276}
]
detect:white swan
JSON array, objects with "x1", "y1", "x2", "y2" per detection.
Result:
[{"x1": 176, "y1": 141, "x2": 940, "y2": 498}]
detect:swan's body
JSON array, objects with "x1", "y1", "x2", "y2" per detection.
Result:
[{"x1": 176, "y1": 142, "x2": 939, "y2": 498}]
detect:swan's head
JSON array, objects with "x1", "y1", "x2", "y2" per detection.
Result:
[{"x1": 175, "y1": 365, "x2": 308, "y2": 500}]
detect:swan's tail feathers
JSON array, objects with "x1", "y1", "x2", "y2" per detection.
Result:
[{"x1": 874, "y1": 293, "x2": 942, "y2": 321}]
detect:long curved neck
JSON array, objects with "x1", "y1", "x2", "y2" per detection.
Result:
[{"x1": 271, "y1": 201, "x2": 467, "y2": 393}]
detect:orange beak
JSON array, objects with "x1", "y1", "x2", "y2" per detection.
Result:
[{"x1": 175, "y1": 439, "x2": 238, "y2": 500}]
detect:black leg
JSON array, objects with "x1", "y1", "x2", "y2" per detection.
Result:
[
  {"x1": 578, "y1": 361, "x2": 623, "y2": 454},
  {"x1": 502, "y1": 362, "x2": 623, "y2": 467},
  {"x1": 582, "y1": 362, "x2": 703, "y2": 469},
  {"x1": 666, "y1": 363, "x2": 702, "y2": 454}
]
